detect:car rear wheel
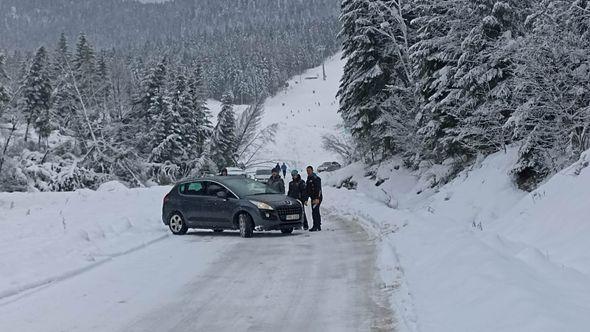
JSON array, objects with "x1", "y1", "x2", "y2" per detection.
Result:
[
  {"x1": 238, "y1": 213, "x2": 254, "y2": 238},
  {"x1": 281, "y1": 228, "x2": 294, "y2": 234},
  {"x1": 169, "y1": 213, "x2": 188, "y2": 235}
]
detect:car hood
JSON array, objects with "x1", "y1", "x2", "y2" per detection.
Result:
[{"x1": 245, "y1": 194, "x2": 297, "y2": 205}]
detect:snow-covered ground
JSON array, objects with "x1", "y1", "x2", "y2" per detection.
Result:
[
  {"x1": 322, "y1": 148, "x2": 590, "y2": 332},
  {"x1": 1, "y1": 54, "x2": 589, "y2": 331},
  {"x1": 0, "y1": 182, "x2": 171, "y2": 299}
]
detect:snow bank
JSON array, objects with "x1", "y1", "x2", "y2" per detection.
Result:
[
  {"x1": 323, "y1": 147, "x2": 590, "y2": 332},
  {"x1": 490, "y1": 150, "x2": 590, "y2": 274},
  {"x1": 0, "y1": 185, "x2": 171, "y2": 299}
]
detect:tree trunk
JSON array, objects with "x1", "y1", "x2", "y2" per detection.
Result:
[
  {"x1": 24, "y1": 119, "x2": 30, "y2": 142},
  {"x1": 0, "y1": 122, "x2": 17, "y2": 173}
]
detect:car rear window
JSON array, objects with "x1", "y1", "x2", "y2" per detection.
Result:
[{"x1": 180, "y1": 182, "x2": 205, "y2": 196}]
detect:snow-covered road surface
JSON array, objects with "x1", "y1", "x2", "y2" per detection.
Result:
[{"x1": 0, "y1": 217, "x2": 393, "y2": 332}]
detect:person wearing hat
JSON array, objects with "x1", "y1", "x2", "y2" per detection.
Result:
[
  {"x1": 267, "y1": 167, "x2": 285, "y2": 194},
  {"x1": 287, "y1": 170, "x2": 309, "y2": 230}
]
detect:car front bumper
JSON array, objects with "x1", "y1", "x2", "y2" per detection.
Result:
[{"x1": 250, "y1": 208, "x2": 304, "y2": 231}]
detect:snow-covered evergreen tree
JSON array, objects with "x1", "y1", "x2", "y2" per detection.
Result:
[
  {"x1": 73, "y1": 33, "x2": 97, "y2": 103},
  {"x1": 211, "y1": 92, "x2": 236, "y2": 168},
  {"x1": 0, "y1": 53, "x2": 8, "y2": 114},
  {"x1": 186, "y1": 63, "x2": 211, "y2": 156},
  {"x1": 410, "y1": 0, "x2": 477, "y2": 161},
  {"x1": 449, "y1": 1, "x2": 531, "y2": 157},
  {"x1": 22, "y1": 47, "x2": 52, "y2": 144},
  {"x1": 338, "y1": 0, "x2": 415, "y2": 160},
  {"x1": 508, "y1": 0, "x2": 590, "y2": 190},
  {"x1": 130, "y1": 58, "x2": 168, "y2": 155},
  {"x1": 149, "y1": 87, "x2": 185, "y2": 166},
  {"x1": 51, "y1": 34, "x2": 78, "y2": 132}
]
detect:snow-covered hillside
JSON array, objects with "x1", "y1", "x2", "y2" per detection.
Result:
[
  {"x1": 323, "y1": 147, "x2": 590, "y2": 332},
  {"x1": 209, "y1": 54, "x2": 344, "y2": 171}
]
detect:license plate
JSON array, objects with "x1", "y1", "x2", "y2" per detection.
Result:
[{"x1": 286, "y1": 214, "x2": 300, "y2": 221}]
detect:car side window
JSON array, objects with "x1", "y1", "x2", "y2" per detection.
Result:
[
  {"x1": 180, "y1": 182, "x2": 205, "y2": 196},
  {"x1": 205, "y1": 182, "x2": 237, "y2": 199}
]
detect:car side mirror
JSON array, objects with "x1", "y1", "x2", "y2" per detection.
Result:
[{"x1": 216, "y1": 191, "x2": 228, "y2": 199}]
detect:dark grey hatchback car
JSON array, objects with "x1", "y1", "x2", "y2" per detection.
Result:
[{"x1": 162, "y1": 176, "x2": 304, "y2": 237}]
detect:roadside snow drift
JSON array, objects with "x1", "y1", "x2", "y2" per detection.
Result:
[
  {"x1": 323, "y1": 148, "x2": 590, "y2": 332},
  {"x1": 0, "y1": 183, "x2": 171, "y2": 299}
]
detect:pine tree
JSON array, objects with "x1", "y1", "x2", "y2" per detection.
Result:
[
  {"x1": 96, "y1": 51, "x2": 113, "y2": 120},
  {"x1": 409, "y1": 0, "x2": 474, "y2": 161},
  {"x1": 73, "y1": 33, "x2": 97, "y2": 103},
  {"x1": 0, "y1": 53, "x2": 9, "y2": 114},
  {"x1": 150, "y1": 85, "x2": 185, "y2": 165},
  {"x1": 508, "y1": 0, "x2": 590, "y2": 190},
  {"x1": 22, "y1": 47, "x2": 52, "y2": 144},
  {"x1": 338, "y1": 0, "x2": 415, "y2": 159},
  {"x1": 52, "y1": 33, "x2": 71, "y2": 77},
  {"x1": 211, "y1": 92, "x2": 236, "y2": 168},
  {"x1": 130, "y1": 58, "x2": 168, "y2": 155},
  {"x1": 51, "y1": 34, "x2": 78, "y2": 131},
  {"x1": 186, "y1": 63, "x2": 212, "y2": 155},
  {"x1": 449, "y1": 1, "x2": 532, "y2": 157}
]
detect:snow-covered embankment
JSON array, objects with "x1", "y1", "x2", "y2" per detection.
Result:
[
  {"x1": 322, "y1": 148, "x2": 590, "y2": 332},
  {"x1": 0, "y1": 183, "x2": 170, "y2": 299}
]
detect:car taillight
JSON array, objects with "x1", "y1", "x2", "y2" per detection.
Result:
[{"x1": 163, "y1": 194, "x2": 170, "y2": 204}]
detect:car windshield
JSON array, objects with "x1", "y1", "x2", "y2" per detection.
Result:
[
  {"x1": 222, "y1": 178, "x2": 279, "y2": 197},
  {"x1": 255, "y1": 169, "x2": 272, "y2": 175}
]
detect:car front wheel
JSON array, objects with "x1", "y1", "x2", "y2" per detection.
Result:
[
  {"x1": 238, "y1": 213, "x2": 254, "y2": 238},
  {"x1": 169, "y1": 213, "x2": 188, "y2": 235}
]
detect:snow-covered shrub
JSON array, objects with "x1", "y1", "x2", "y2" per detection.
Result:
[
  {"x1": 0, "y1": 157, "x2": 28, "y2": 192},
  {"x1": 149, "y1": 161, "x2": 181, "y2": 185}
]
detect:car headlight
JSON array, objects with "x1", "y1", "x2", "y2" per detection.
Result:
[{"x1": 249, "y1": 200, "x2": 274, "y2": 210}]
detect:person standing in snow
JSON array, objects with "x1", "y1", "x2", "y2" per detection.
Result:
[
  {"x1": 275, "y1": 162, "x2": 281, "y2": 172},
  {"x1": 267, "y1": 168, "x2": 285, "y2": 194},
  {"x1": 281, "y1": 162, "x2": 287, "y2": 178},
  {"x1": 288, "y1": 170, "x2": 309, "y2": 230},
  {"x1": 305, "y1": 166, "x2": 323, "y2": 231}
]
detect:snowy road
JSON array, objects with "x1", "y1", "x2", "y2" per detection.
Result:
[{"x1": 0, "y1": 216, "x2": 393, "y2": 332}]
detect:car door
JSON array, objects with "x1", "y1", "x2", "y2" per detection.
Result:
[
  {"x1": 204, "y1": 181, "x2": 239, "y2": 228},
  {"x1": 178, "y1": 181, "x2": 210, "y2": 227}
]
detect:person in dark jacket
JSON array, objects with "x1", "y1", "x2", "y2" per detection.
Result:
[
  {"x1": 281, "y1": 162, "x2": 288, "y2": 178},
  {"x1": 305, "y1": 166, "x2": 323, "y2": 231},
  {"x1": 288, "y1": 170, "x2": 308, "y2": 230},
  {"x1": 267, "y1": 168, "x2": 285, "y2": 194}
]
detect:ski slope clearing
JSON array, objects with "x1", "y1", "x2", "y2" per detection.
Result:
[{"x1": 208, "y1": 54, "x2": 344, "y2": 171}]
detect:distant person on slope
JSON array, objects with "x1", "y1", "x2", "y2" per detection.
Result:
[
  {"x1": 305, "y1": 166, "x2": 323, "y2": 231},
  {"x1": 281, "y1": 162, "x2": 287, "y2": 178},
  {"x1": 268, "y1": 168, "x2": 285, "y2": 194},
  {"x1": 288, "y1": 170, "x2": 309, "y2": 230}
]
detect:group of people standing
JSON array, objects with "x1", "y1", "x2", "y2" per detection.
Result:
[{"x1": 267, "y1": 163, "x2": 323, "y2": 232}]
